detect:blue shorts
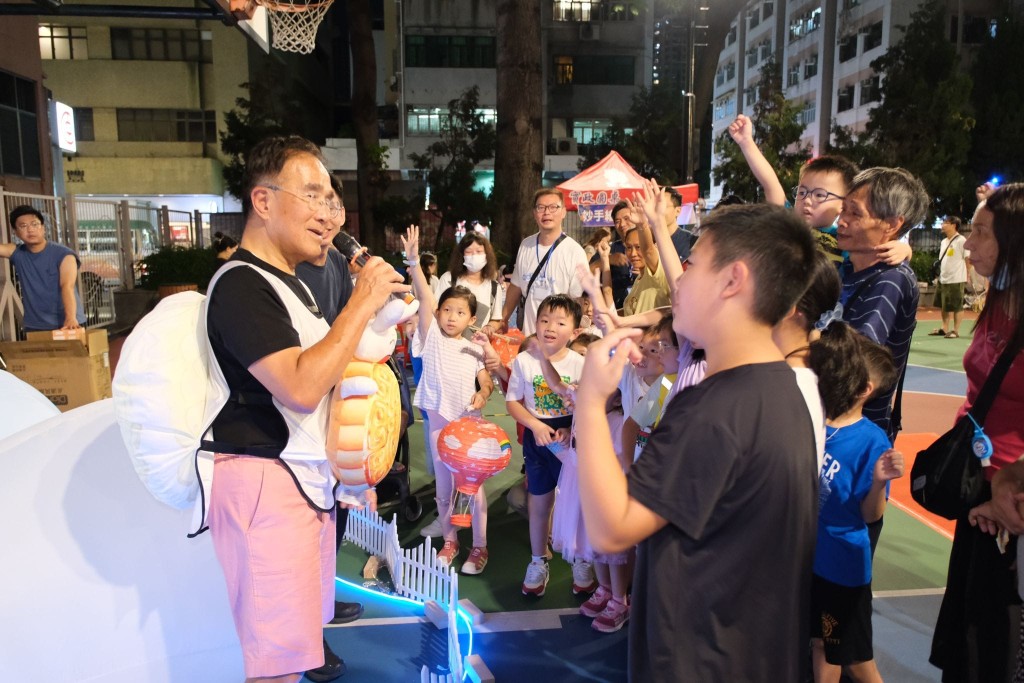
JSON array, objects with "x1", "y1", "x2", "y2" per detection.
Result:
[{"x1": 521, "y1": 415, "x2": 573, "y2": 495}]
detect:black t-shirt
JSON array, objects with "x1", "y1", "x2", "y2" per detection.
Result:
[
  {"x1": 295, "y1": 248, "x2": 353, "y2": 325},
  {"x1": 627, "y1": 362, "x2": 817, "y2": 682},
  {"x1": 591, "y1": 238, "x2": 634, "y2": 309},
  {"x1": 206, "y1": 249, "x2": 324, "y2": 456}
]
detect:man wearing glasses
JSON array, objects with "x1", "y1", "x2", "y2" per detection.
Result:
[
  {"x1": 204, "y1": 135, "x2": 407, "y2": 682},
  {"x1": 502, "y1": 188, "x2": 588, "y2": 335},
  {"x1": 1, "y1": 205, "x2": 86, "y2": 332}
]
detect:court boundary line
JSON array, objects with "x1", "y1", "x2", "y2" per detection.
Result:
[{"x1": 888, "y1": 497, "x2": 955, "y2": 541}]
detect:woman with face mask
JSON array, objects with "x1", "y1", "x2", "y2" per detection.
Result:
[{"x1": 434, "y1": 232, "x2": 505, "y2": 337}]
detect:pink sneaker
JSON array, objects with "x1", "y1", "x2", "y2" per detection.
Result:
[
  {"x1": 461, "y1": 547, "x2": 488, "y2": 575},
  {"x1": 579, "y1": 585, "x2": 612, "y2": 618},
  {"x1": 436, "y1": 540, "x2": 459, "y2": 568},
  {"x1": 592, "y1": 597, "x2": 629, "y2": 633}
]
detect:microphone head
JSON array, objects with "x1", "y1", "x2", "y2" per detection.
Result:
[{"x1": 332, "y1": 231, "x2": 363, "y2": 260}]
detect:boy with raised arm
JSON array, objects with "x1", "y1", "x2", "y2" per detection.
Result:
[{"x1": 574, "y1": 203, "x2": 819, "y2": 682}]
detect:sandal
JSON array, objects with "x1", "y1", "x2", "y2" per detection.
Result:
[
  {"x1": 945, "y1": 331, "x2": 959, "y2": 339},
  {"x1": 928, "y1": 328, "x2": 946, "y2": 336}
]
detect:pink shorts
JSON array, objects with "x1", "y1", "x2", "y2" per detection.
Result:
[{"x1": 209, "y1": 454, "x2": 336, "y2": 678}]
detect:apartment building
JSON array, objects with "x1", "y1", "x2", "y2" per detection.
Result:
[{"x1": 708, "y1": 0, "x2": 1002, "y2": 204}]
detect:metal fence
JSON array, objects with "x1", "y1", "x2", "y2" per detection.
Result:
[{"x1": 0, "y1": 187, "x2": 205, "y2": 341}]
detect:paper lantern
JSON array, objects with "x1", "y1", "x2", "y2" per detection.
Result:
[
  {"x1": 490, "y1": 329, "x2": 525, "y2": 368},
  {"x1": 437, "y1": 417, "x2": 513, "y2": 527}
]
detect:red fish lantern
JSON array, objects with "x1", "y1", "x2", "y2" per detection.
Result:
[
  {"x1": 437, "y1": 417, "x2": 513, "y2": 527},
  {"x1": 490, "y1": 329, "x2": 524, "y2": 369}
]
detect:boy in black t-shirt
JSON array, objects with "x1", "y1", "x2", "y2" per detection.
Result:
[{"x1": 575, "y1": 204, "x2": 819, "y2": 682}]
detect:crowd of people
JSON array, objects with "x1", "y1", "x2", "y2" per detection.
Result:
[{"x1": 3, "y1": 124, "x2": 1022, "y2": 683}]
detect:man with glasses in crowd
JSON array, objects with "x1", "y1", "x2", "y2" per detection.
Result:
[
  {"x1": 1, "y1": 205, "x2": 86, "y2": 332},
  {"x1": 204, "y1": 135, "x2": 407, "y2": 683},
  {"x1": 502, "y1": 188, "x2": 588, "y2": 335}
]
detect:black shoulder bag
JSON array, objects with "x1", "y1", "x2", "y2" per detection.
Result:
[
  {"x1": 515, "y1": 234, "x2": 566, "y2": 330},
  {"x1": 910, "y1": 342, "x2": 1019, "y2": 520}
]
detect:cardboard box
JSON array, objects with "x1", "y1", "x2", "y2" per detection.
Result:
[{"x1": 0, "y1": 330, "x2": 111, "y2": 412}]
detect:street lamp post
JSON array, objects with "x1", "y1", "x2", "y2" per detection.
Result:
[{"x1": 682, "y1": 90, "x2": 695, "y2": 183}]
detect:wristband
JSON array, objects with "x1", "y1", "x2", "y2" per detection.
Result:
[{"x1": 405, "y1": 260, "x2": 420, "y2": 267}]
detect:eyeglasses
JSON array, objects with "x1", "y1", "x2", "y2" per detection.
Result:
[
  {"x1": 15, "y1": 221, "x2": 45, "y2": 232},
  {"x1": 534, "y1": 204, "x2": 562, "y2": 214},
  {"x1": 793, "y1": 186, "x2": 845, "y2": 204},
  {"x1": 262, "y1": 185, "x2": 342, "y2": 218},
  {"x1": 653, "y1": 341, "x2": 677, "y2": 354}
]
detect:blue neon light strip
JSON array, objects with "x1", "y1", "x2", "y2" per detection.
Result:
[{"x1": 334, "y1": 575, "x2": 474, "y2": 680}]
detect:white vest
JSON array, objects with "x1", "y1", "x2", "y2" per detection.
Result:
[{"x1": 192, "y1": 261, "x2": 333, "y2": 535}]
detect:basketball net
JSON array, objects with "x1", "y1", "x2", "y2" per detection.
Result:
[{"x1": 231, "y1": 0, "x2": 333, "y2": 54}]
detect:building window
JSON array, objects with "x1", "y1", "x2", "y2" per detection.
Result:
[
  {"x1": 843, "y1": 0, "x2": 860, "y2": 8},
  {"x1": 727, "y1": 25, "x2": 737, "y2": 45},
  {"x1": 716, "y1": 69, "x2": 725, "y2": 87},
  {"x1": 748, "y1": 8, "x2": 760, "y2": 29},
  {"x1": 788, "y1": 63, "x2": 801, "y2": 87},
  {"x1": 789, "y1": 7, "x2": 822, "y2": 42},
  {"x1": 860, "y1": 75, "x2": 880, "y2": 105},
  {"x1": 39, "y1": 25, "x2": 88, "y2": 60},
  {"x1": 552, "y1": 1, "x2": 639, "y2": 22},
  {"x1": 962, "y1": 15, "x2": 996, "y2": 44},
  {"x1": 75, "y1": 107, "x2": 94, "y2": 142},
  {"x1": 116, "y1": 109, "x2": 216, "y2": 143},
  {"x1": 804, "y1": 54, "x2": 818, "y2": 79},
  {"x1": 838, "y1": 35, "x2": 857, "y2": 62},
  {"x1": 555, "y1": 56, "x2": 574, "y2": 84},
  {"x1": 744, "y1": 87, "x2": 757, "y2": 106},
  {"x1": 110, "y1": 28, "x2": 212, "y2": 62},
  {"x1": 763, "y1": 2, "x2": 774, "y2": 20},
  {"x1": 572, "y1": 118, "x2": 612, "y2": 145},
  {"x1": 555, "y1": 55, "x2": 634, "y2": 85},
  {"x1": 725, "y1": 61, "x2": 735, "y2": 81},
  {"x1": 836, "y1": 85, "x2": 855, "y2": 112},
  {"x1": 746, "y1": 48, "x2": 758, "y2": 68},
  {"x1": 862, "y1": 21, "x2": 883, "y2": 52},
  {"x1": 713, "y1": 95, "x2": 735, "y2": 122},
  {"x1": 760, "y1": 41, "x2": 772, "y2": 61},
  {"x1": 801, "y1": 100, "x2": 816, "y2": 125},
  {"x1": 405, "y1": 35, "x2": 496, "y2": 68},
  {"x1": 0, "y1": 71, "x2": 41, "y2": 178},
  {"x1": 406, "y1": 106, "x2": 496, "y2": 136}
]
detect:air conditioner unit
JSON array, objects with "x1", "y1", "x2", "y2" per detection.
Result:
[
  {"x1": 551, "y1": 137, "x2": 579, "y2": 155},
  {"x1": 579, "y1": 23, "x2": 601, "y2": 40}
]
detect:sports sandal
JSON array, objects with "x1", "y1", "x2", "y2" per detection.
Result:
[
  {"x1": 945, "y1": 331, "x2": 960, "y2": 338},
  {"x1": 928, "y1": 328, "x2": 946, "y2": 336}
]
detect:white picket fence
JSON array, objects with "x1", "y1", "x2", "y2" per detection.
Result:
[{"x1": 344, "y1": 507, "x2": 464, "y2": 682}]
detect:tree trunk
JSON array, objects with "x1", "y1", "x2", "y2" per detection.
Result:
[
  {"x1": 348, "y1": 0, "x2": 384, "y2": 253},
  {"x1": 494, "y1": 0, "x2": 543, "y2": 259}
]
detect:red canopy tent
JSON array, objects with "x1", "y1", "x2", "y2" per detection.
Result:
[{"x1": 556, "y1": 151, "x2": 699, "y2": 226}]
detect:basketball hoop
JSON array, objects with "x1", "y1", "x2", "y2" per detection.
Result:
[{"x1": 230, "y1": 0, "x2": 332, "y2": 54}]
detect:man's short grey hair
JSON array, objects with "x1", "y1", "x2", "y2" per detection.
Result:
[{"x1": 849, "y1": 167, "x2": 930, "y2": 237}]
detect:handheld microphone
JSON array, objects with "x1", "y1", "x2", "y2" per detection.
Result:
[{"x1": 333, "y1": 231, "x2": 415, "y2": 304}]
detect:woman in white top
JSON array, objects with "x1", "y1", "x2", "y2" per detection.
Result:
[{"x1": 434, "y1": 233, "x2": 505, "y2": 337}]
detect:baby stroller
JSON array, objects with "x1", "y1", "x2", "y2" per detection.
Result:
[{"x1": 374, "y1": 356, "x2": 424, "y2": 522}]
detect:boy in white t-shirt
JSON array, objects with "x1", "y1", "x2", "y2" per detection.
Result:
[{"x1": 506, "y1": 294, "x2": 585, "y2": 597}]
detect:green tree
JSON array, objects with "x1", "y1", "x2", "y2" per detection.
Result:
[
  {"x1": 712, "y1": 56, "x2": 809, "y2": 201},
  {"x1": 219, "y1": 81, "x2": 304, "y2": 202},
  {"x1": 579, "y1": 86, "x2": 684, "y2": 180},
  {"x1": 968, "y1": 11, "x2": 1024, "y2": 202},
  {"x1": 862, "y1": 0, "x2": 973, "y2": 218},
  {"x1": 409, "y1": 86, "x2": 497, "y2": 251}
]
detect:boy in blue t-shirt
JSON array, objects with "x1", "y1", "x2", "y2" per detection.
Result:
[{"x1": 808, "y1": 324, "x2": 905, "y2": 683}]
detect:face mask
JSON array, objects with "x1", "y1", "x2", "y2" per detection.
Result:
[{"x1": 464, "y1": 254, "x2": 487, "y2": 273}]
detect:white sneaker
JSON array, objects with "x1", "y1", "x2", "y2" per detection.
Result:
[
  {"x1": 571, "y1": 559, "x2": 597, "y2": 595},
  {"x1": 522, "y1": 560, "x2": 550, "y2": 596},
  {"x1": 419, "y1": 516, "x2": 443, "y2": 538}
]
